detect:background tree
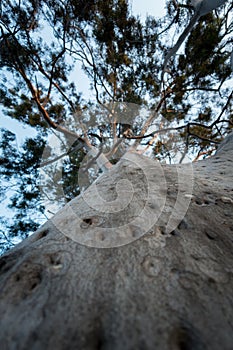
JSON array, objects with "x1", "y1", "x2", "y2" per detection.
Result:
[{"x1": 0, "y1": 0, "x2": 232, "y2": 252}]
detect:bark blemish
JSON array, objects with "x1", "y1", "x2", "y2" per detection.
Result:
[
  {"x1": 0, "y1": 252, "x2": 20, "y2": 276},
  {"x1": 35, "y1": 229, "x2": 49, "y2": 241},
  {"x1": 95, "y1": 334, "x2": 105, "y2": 350},
  {"x1": 170, "y1": 324, "x2": 204, "y2": 350},
  {"x1": 178, "y1": 219, "x2": 189, "y2": 230},
  {"x1": 141, "y1": 255, "x2": 161, "y2": 277},
  {"x1": 83, "y1": 218, "x2": 93, "y2": 225},
  {"x1": 170, "y1": 230, "x2": 180, "y2": 236},
  {"x1": 80, "y1": 216, "x2": 102, "y2": 229},
  {"x1": 129, "y1": 224, "x2": 141, "y2": 238},
  {"x1": 80, "y1": 218, "x2": 94, "y2": 229},
  {"x1": 0, "y1": 258, "x2": 6, "y2": 272},
  {"x1": 48, "y1": 253, "x2": 61, "y2": 266},
  {"x1": 95, "y1": 232, "x2": 105, "y2": 241},
  {"x1": 15, "y1": 274, "x2": 21, "y2": 282},
  {"x1": 5, "y1": 264, "x2": 44, "y2": 302},
  {"x1": 205, "y1": 230, "x2": 217, "y2": 240}
]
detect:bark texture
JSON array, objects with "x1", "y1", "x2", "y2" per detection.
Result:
[{"x1": 0, "y1": 134, "x2": 233, "y2": 350}]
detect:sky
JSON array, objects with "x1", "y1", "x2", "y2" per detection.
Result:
[
  {"x1": 0, "y1": 0, "x2": 166, "y2": 139},
  {"x1": 0, "y1": 0, "x2": 167, "y2": 245},
  {"x1": 131, "y1": 0, "x2": 166, "y2": 19}
]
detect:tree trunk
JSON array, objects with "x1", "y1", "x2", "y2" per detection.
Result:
[{"x1": 0, "y1": 134, "x2": 233, "y2": 350}]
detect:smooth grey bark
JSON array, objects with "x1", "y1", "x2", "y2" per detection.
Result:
[
  {"x1": 161, "y1": 0, "x2": 228, "y2": 87},
  {"x1": 0, "y1": 134, "x2": 233, "y2": 350},
  {"x1": 191, "y1": 0, "x2": 228, "y2": 16}
]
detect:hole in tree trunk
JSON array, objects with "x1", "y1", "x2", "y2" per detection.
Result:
[
  {"x1": 170, "y1": 323, "x2": 205, "y2": 350},
  {"x1": 0, "y1": 251, "x2": 21, "y2": 276},
  {"x1": 83, "y1": 218, "x2": 93, "y2": 225},
  {"x1": 35, "y1": 229, "x2": 49, "y2": 241},
  {"x1": 80, "y1": 218, "x2": 94, "y2": 229}
]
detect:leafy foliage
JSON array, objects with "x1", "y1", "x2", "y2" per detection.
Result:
[
  {"x1": 0, "y1": 0, "x2": 232, "y2": 252},
  {"x1": 0, "y1": 130, "x2": 46, "y2": 252}
]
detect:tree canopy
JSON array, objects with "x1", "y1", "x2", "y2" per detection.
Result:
[{"x1": 0, "y1": 0, "x2": 232, "y2": 253}]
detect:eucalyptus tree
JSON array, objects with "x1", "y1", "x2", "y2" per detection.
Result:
[
  {"x1": 0, "y1": 0, "x2": 232, "y2": 251},
  {"x1": 0, "y1": 1, "x2": 233, "y2": 348}
]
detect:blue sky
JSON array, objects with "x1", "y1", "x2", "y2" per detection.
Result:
[
  {"x1": 131, "y1": 0, "x2": 166, "y2": 19},
  {"x1": 0, "y1": 1, "x2": 166, "y2": 139},
  {"x1": 0, "y1": 1, "x2": 168, "y2": 243}
]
